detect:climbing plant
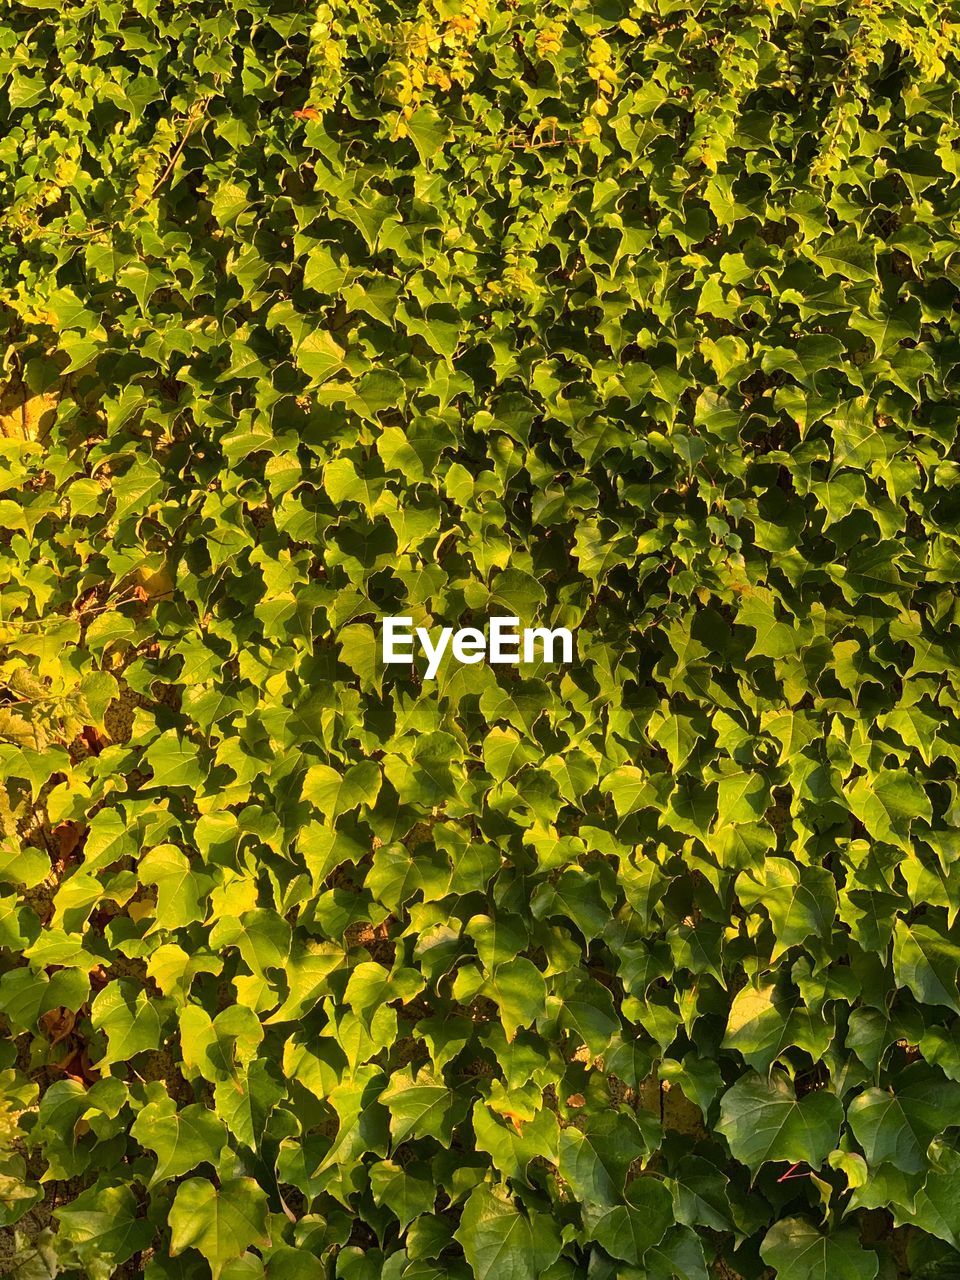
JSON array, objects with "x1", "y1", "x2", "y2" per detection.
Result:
[{"x1": 2, "y1": 0, "x2": 960, "y2": 1277}]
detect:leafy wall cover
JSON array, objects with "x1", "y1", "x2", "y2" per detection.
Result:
[{"x1": 2, "y1": 0, "x2": 960, "y2": 1277}]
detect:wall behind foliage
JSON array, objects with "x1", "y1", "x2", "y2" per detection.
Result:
[{"x1": 2, "y1": 1, "x2": 960, "y2": 1277}]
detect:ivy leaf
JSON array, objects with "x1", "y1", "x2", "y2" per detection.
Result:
[
  {"x1": 761, "y1": 1218, "x2": 879, "y2": 1280},
  {"x1": 168, "y1": 1177, "x2": 269, "y2": 1280},
  {"x1": 453, "y1": 1184, "x2": 562, "y2": 1280},
  {"x1": 582, "y1": 1177, "x2": 674, "y2": 1265},
  {"x1": 130, "y1": 1097, "x2": 227, "y2": 1187},
  {"x1": 0, "y1": 966, "x2": 89, "y2": 1034},
  {"x1": 143, "y1": 731, "x2": 205, "y2": 789},
  {"x1": 670, "y1": 1155, "x2": 736, "y2": 1233},
  {"x1": 473, "y1": 1103, "x2": 559, "y2": 1184},
  {"x1": 301, "y1": 760, "x2": 381, "y2": 820},
  {"x1": 90, "y1": 981, "x2": 172, "y2": 1067},
  {"x1": 483, "y1": 958, "x2": 547, "y2": 1041},
  {"x1": 314, "y1": 1066, "x2": 389, "y2": 1178},
  {"x1": 811, "y1": 229, "x2": 878, "y2": 283},
  {"x1": 649, "y1": 710, "x2": 701, "y2": 770},
  {"x1": 343, "y1": 961, "x2": 425, "y2": 1028},
  {"x1": 557, "y1": 1110, "x2": 654, "y2": 1205},
  {"x1": 138, "y1": 844, "x2": 212, "y2": 931},
  {"x1": 379, "y1": 1066, "x2": 462, "y2": 1145},
  {"x1": 717, "y1": 1072, "x2": 842, "y2": 1172},
  {"x1": 293, "y1": 330, "x2": 346, "y2": 383},
  {"x1": 55, "y1": 1183, "x2": 153, "y2": 1270},
  {"x1": 723, "y1": 980, "x2": 832, "y2": 1074},
  {"x1": 846, "y1": 772, "x2": 932, "y2": 847},
  {"x1": 209, "y1": 908, "x2": 292, "y2": 979},
  {"x1": 369, "y1": 1159, "x2": 437, "y2": 1230},
  {"x1": 893, "y1": 920, "x2": 960, "y2": 1014},
  {"x1": 214, "y1": 1059, "x2": 284, "y2": 1150},
  {"x1": 847, "y1": 1064, "x2": 960, "y2": 1173},
  {"x1": 264, "y1": 942, "x2": 343, "y2": 1023},
  {"x1": 892, "y1": 1144, "x2": 960, "y2": 1244},
  {"x1": 601, "y1": 766, "x2": 655, "y2": 820},
  {"x1": 645, "y1": 1225, "x2": 710, "y2": 1280},
  {"x1": 736, "y1": 860, "x2": 837, "y2": 958},
  {"x1": 406, "y1": 105, "x2": 449, "y2": 163}
]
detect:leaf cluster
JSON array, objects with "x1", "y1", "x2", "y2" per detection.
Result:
[{"x1": 2, "y1": 1, "x2": 960, "y2": 1279}]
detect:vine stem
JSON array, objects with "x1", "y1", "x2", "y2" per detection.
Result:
[
  {"x1": 777, "y1": 1162, "x2": 809, "y2": 1183},
  {"x1": 140, "y1": 97, "x2": 211, "y2": 207}
]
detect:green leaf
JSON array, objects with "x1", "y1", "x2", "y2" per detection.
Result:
[
  {"x1": 645, "y1": 1225, "x2": 710, "y2": 1280},
  {"x1": 91, "y1": 981, "x2": 171, "y2": 1066},
  {"x1": 761, "y1": 1218, "x2": 879, "y2": 1280},
  {"x1": 0, "y1": 966, "x2": 89, "y2": 1033},
  {"x1": 209, "y1": 908, "x2": 292, "y2": 979},
  {"x1": 379, "y1": 1066, "x2": 461, "y2": 1145},
  {"x1": 811, "y1": 229, "x2": 878, "y2": 283},
  {"x1": 847, "y1": 1064, "x2": 960, "y2": 1173},
  {"x1": 405, "y1": 106, "x2": 450, "y2": 163},
  {"x1": 473, "y1": 1102, "x2": 559, "y2": 1184},
  {"x1": 722, "y1": 980, "x2": 832, "y2": 1074},
  {"x1": 483, "y1": 958, "x2": 547, "y2": 1041},
  {"x1": 214, "y1": 1059, "x2": 284, "y2": 1150},
  {"x1": 138, "y1": 844, "x2": 212, "y2": 930},
  {"x1": 301, "y1": 760, "x2": 381, "y2": 820},
  {"x1": 130, "y1": 1097, "x2": 227, "y2": 1186},
  {"x1": 169, "y1": 1177, "x2": 269, "y2": 1280},
  {"x1": 583, "y1": 1177, "x2": 674, "y2": 1264},
  {"x1": 846, "y1": 771, "x2": 932, "y2": 848},
  {"x1": 369, "y1": 1159, "x2": 437, "y2": 1230},
  {"x1": 55, "y1": 1183, "x2": 153, "y2": 1269},
  {"x1": 314, "y1": 1065, "x2": 389, "y2": 1179},
  {"x1": 649, "y1": 710, "x2": 701, "y2": 771},
  {"x1": 601, "y1": 766, "x2": 655, "y2": 820},
  {"x1": 557, "y1": 1110, "x2": 654, "y2": 1206},
  {"x1": 293, "y1": 330, "x2": 346, "y2": 383},
  {"x1": 454, "y1": 1184, "x2": 562, "y2": 1280},
  {"x1": 736, "y1": 860, "x2": 837, "y2": 958},
  {"x1": 717, "y1": 1072, "x2": 843, "y2": 1172},
  {"x1": 143, "y1": 731, "x2": 205, "y2": 789},
  {"x1": 893, "y1": 920, "x2": 960, "y2": 1014},
  {"x1": 344, "y1": 961, "x2": 424, "y2": 1028}
]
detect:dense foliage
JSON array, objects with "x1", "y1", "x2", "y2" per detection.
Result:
[{"x1": 2, "y1": 0, "x2": 960, "y2": 1276}]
